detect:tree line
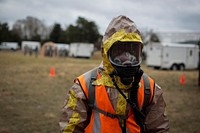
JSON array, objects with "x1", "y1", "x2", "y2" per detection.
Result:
[{"x1": 0, "y1": 16, "x2": 102, "y2": 49}]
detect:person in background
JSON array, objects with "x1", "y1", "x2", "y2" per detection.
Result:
[
  {"x1": 34, "y1": 46, "x2": 38, "y2": 58},
  {"x1": 59, "y1": 15, "x2": 169, "y2": 133}
]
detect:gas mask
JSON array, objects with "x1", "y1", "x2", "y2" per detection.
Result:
[{"x1": 108, "y1": 41, "x2": 143, "y2": 85}]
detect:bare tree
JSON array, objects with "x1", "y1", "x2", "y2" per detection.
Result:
[{"x1": 12, "y1": 16, "x2": 50, "y2": 41}]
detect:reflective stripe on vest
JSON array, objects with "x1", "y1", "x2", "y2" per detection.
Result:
[{"x1": 77, "y1": 69, "x2": 155, "y2": 133}]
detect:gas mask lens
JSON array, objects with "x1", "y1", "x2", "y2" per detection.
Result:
[{"x1": 108, "y1": 42, "x2": 142, "y2": 67}]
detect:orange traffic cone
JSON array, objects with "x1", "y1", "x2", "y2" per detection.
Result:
[
  {"x1": 49, "y1": 67, "x2": 55, "y2": 77},
  {"x1": 180, "y1": 73, "x2": 185, "y2": 85}
]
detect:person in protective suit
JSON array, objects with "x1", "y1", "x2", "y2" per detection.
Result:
[{"x1": 59, "y1": 15, "x2": 169, "y2": 133}]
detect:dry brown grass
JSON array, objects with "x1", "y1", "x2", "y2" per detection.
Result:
[{"x1": 0, "y1": 51, "x2": 199, "y2": 133}]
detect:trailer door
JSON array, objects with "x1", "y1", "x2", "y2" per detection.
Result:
[
  {"x1": 187, "y1": 48, "x2": 197, "y2": 69},
  {"x1": 146, "y1": 43, "x2": 162, "y2": 68}
]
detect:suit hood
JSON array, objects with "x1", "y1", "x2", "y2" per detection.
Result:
[{"x1": 94, "y1": 15, "x2": 143, "y2": 88}]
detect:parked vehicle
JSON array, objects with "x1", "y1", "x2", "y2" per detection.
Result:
[
  {"x1": 56, "y1": 43, "x2": 69, "y2": 57},
  {"x1": 0, "y1": 42, "x2": 19, "y2": 51},
  {"x1": 21, "y1": 41, "x2": 41, "y2": 51},
  {"x1": 146, "y1": 42, "x2": 199, "y2": 70},
  {"x1": 69, "y1": 42, "x2": 94, "y2": 58}
]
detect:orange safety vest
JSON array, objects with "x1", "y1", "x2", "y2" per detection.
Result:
[{"x1": 77, "y1": 68, "x2": 155, "y2": 133}]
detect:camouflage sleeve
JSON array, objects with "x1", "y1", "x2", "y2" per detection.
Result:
[
  {"x1": 59, "y1": 82, "x2": 89, "y2": 133},
  {"x1": 145, "y1": 84, "x2": 170, "y2": 133}
]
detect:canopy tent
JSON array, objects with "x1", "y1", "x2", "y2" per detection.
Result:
[{"x1": 40, "y1": 41, "x2": 58, "y2": 57}]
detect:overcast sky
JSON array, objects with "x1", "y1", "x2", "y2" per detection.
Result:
[{"x1": 0, "y1": 0, "x2": 200, "y2": 34}]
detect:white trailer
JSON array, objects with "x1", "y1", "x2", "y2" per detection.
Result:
[
  {"x1": 56, "y1": 43, "x2": 69, "y2": 51},
  {"x1": 56, "y1": 43, "x2": 70, "y2": 56},
  {"x1": 21, "y1": 41, "x2": 41, "y2": 51},
  {"x1": 69, "y1": 42, "x2": 94, "y2": 58},
  {"x1": 146, "y1": 42, "x2": 199, "y2": 70},
  {"x1": 0, "y1": 42, "x2": 19, "y2": 51}
]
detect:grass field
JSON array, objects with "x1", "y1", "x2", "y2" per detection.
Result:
[{"x1": 0, "y1": 51, "x2": 199, "y2": 133}]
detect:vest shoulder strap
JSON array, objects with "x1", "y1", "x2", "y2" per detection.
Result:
[
  {"x1": 88, "y1": 67, "x2": 98, "y2": 108},
  {"x1": 142, "y1": 73, "x2": 151, "y2": 113},
  {"x1": 77, "y1": 67, "x2": 98, "y2": 125}
]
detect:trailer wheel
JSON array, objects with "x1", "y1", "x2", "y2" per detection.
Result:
[
  {"x1": 154, "y1": 66, "x2": 160, "y2": 70},
  {"x1": 171, "y1": 64, "x2": 178, "y2": 71},
  {"x1": 179, "y1": 64, "x2": 185, "y2": 71},
  {"x1": 11, "y1": 48, "x2": 16, "y2": 51}
]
